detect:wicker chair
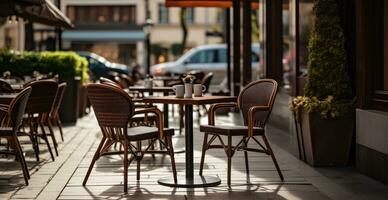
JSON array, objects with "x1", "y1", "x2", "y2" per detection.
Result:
[
  {"x1": 83, "y1": 83, "x2": 177, "y2": 193},
  {"x1": 199, "y1": 79, "x2": 284, "y2": 186},
  {"x1": 50, "y1": 83, "x2": 67, "y2": 142},
  {"x1": 196, "y1": 72, "x2": 214, "y2": 118},
  {"x1": 0, "y1": 87, "x2": 32, "y2": 185},
  {"x1": 22, "y1": 80, "x2": 58, "y2": 161}
]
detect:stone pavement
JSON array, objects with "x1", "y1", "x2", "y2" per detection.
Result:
[{"x1": 0, "y1": 108, "x2": 387, "y2": 200}]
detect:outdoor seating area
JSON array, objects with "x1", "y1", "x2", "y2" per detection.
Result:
[{"x1": 1, "y1": 0, "x2": 388, "y2": 199}]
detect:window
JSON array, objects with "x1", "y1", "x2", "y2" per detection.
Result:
[
  {"x1": 67, "y1": 6, "x2": 137, "y2": 25},
  {"x1": 384, "y1": 1, "x2": 388, "y2": 90},
  {"x1": 357, "y1": 0, "x2": 388, "y2": 111},
  {"x1": 186, "y1": 8, "x2": 195, "y2": 23},
  {"x1": 188, "y1": 50, "x2": 216, "y2": 63},
  {"x1": 158, "y1": 3, "x2": 169, "y2": 24},
  {"x1": 217, "y1": 49, "x2": 227, "y2": 63},
  {"x1": 217, "y1": 48, "x2": 259, "y2": 63}
]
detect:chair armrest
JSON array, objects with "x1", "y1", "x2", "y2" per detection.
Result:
[
  {"x1": 208, "y1": 102, "x2": 238, "y2": 125},
  {"x1": 133, "y1": 108, "x2": 164, "y2": 139},
  {"x1": 247, "y1": 106, "x2": 270, "y2": 137}
]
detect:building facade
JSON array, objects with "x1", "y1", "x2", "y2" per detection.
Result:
[{"x1": 61, "y1": 0, "x2": 223, "y2": 67}]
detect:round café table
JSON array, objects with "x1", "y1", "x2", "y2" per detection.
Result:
[
  {"x1": 143, "y1": 95, "x2": 237, "y2": 188},
  {"x1": 152, "y1": 76, "x2": 181, "y2": 86}
]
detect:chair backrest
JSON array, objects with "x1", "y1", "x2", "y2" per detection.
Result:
[
  {"x1": 0, "y1": 79, "x2": 14, "y2": 93},
  {"x1": 113, "y1": 76, "x2": 126, "y2": 89},
  {"x1": 100, "y1": 77, "x2": 122, "y2": 88},
  {"x1": 5, "y1": 87, "x2": 32, "y2": 131},
  {"x1": 188, "y1": 70, "x2": 205, "y2": 84},
  {"x1": 200, "y1": 72, "x2": 213, "y2": 93},
  {"x1": 120, "y1": 74, "x2": 135, "y2": 87},
  {"x1": 237, "y1": 79, "x2": 278, "y2": 127},
  {"x1": 25, "y1": 80, "x2": 58, "y2": 114},
  {"x1": 51, "y1": 82, "x2": 67, "y2": 117},
  {"x1": 86, "y1": 83, "x2": 134, "y2": 129}
]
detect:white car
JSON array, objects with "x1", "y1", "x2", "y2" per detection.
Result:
[{"x1": 151, "y1": 44, "x2": 261, "y2": 88}]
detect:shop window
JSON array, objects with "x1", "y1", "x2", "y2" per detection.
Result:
[
  {"x1": 67, "y1": 6, "x2": 137, "y2": 26},
  {"x1": 186, "y1": 8, "x2": 195, "y2": 24},
  {"x1": 158, "y1": 3, "x2": 169, "y2": 24}
]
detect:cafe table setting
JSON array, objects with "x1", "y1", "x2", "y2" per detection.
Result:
[{"x1": 143, "y1": 75, "x2": 236, "y2": 187}]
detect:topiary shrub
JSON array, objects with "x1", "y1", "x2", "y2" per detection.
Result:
[
  {"x1": 0, "y1": 50, "x2": 89, "y2": 84},
  {"x1": 290, "y1": 0, "x2": 354, "y2": 118}
]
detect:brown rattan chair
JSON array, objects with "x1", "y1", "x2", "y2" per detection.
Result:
[
  {"x1": 83, "y1": 83, "x2": 177, "y2": 193},
  {"x1": 0, "y1": 87, "x2": 32, "y2": 185},
  {"x1": 199, "y1": 79, "x2": 284, "y2": 186},
  {"x1": 99, "y1": 79, "x2": 157, "y2": 151},
  {"x1": 50, "y1": 83, "x2": 67, "y2": 142},
  {"x1": 22, "y1": 80, "x2": 58, "y2": 161},
  {"x1": 99, "y1": 77, "x2": 117, "y2": 86},
  {"x1": 196, "y1": 72, "x2": 214, "y2": 118},
  {"x1": 120, "y1": 74, "x2": 135, "y2": 87}
]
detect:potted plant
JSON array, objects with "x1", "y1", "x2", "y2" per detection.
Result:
[
  {"x1": 289, "y1": 0, "x2": 355, "y2": 166},
  {"x1": 0, "y1": 50, "x2": 89, "y2": 123}
]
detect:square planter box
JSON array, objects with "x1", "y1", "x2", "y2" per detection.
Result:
[
  {"x1": 59, "y1": 77, "x2": 80, "y2": 124},
  {"x1": 301, "y1": 110, "x2": 354, "y2": 166}
]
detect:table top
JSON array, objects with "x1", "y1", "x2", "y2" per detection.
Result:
[
  {"x1": 11, "y1": 84, "x2": 24, "y2": 91},
  {"x1": 142, "y1": 95, "x2": 237, "y2": 105},
  {"x1": 129, "y1": 86, "x2": 173, "y2": 92},
  {"x1": 0, "y1": 93, "x2": 17, "y2": 98},
  {"x1": 0, "y1": 93, "x2": 17, "y2": 104},
  {"x1": 152, "y1": 76, "x2": 181, "y2": 81}
]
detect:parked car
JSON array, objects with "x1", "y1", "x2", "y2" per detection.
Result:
[
  {"x1": 77, "y1": 52, "x2": 131, "y2": 81},
  {"x1": 150, "y1": 44, "x2": 261, "y2": 87}
]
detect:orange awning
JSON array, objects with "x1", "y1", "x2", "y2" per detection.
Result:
[
  {"x1": 165, "y1": 0, "x2": 260, "y2": 9},
  {"x1": 165, "y1": 0, "x2": 289, "y2": 10}
]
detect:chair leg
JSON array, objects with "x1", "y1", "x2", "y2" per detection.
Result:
[
  {"x1": 167, "y1": 136, "x2": 177, "y2": 183},
  {"x1": 171, "y1": 104, "x2": 175, "y2": 117},
  {"x1": 47, "y1": 121, "x2": 59, "y2": 156},
  {"x1": 136, "y1": 141, "x2": 141, "y2": 181},
  {"x1": 227, "y1": 135, "x2": 232, "y2": 187},
  {"x1": 199, "y1": 132, "x2": 209, "y2": 176},
  {"x1": 29, "y1": 134, "x2": 39, "y2": 162},
  {"x1": 14, "y1": 136, "x2": 30, "y2": 179},
  {"x1": 83, "y1": 137, "x2": 106, "y2": 186},
  {"x1": 179, "y1": 105, "x2": 184, "y2": 135},
  {"x1": 197, "y1": 106, "x2": 201, "y2": 125},
  {"x1": 124, "y1": 139, "x2": 129, "y2": 193},
  {"x1": 262, "y1": 135, "x2": 284, "y2": 181},
  {"x1": 56, "y1": 119, "x2": 64, "y2": 142},
  {"x1": 29, "y1": 122, "x2": 40, "y2": 162},
  {"x1": 40, "y1": 122, "x2": 57, "y2": 159},
  {"x1": 243, "y1": 137, "x2": 250, "y2": 174},
  {"x1": 13, "y1": 136, "x2": 29, "y2": 185},
  {"x1": 149, "y1": 139, "x2": 155, "y2": 160}
]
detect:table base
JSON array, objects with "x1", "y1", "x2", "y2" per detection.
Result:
[{"x1": 158, "y1": 175, "x2": 221, "y2": 188}]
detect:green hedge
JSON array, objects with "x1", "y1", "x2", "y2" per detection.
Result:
[{"x1": 0, "y1": 50, "x2": 89, "y2": 84}]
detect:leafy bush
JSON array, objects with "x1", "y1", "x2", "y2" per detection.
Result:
[
  {"x1": 171, "y1": 43, "x2": 184, "y2": 56},
  {"x1": 290, "y1": 96, "x2": 355, "y2": 119},
  {"x1": 0, "y1": 50, "x2": 89, "y2": 84},
  {"x1": 290, "y1": 0, "x2": 354, "y2": 118}
]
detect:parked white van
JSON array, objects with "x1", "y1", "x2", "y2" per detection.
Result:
[{"x1": 150, "y1": 44, "x2": 261, "y2": 88}]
